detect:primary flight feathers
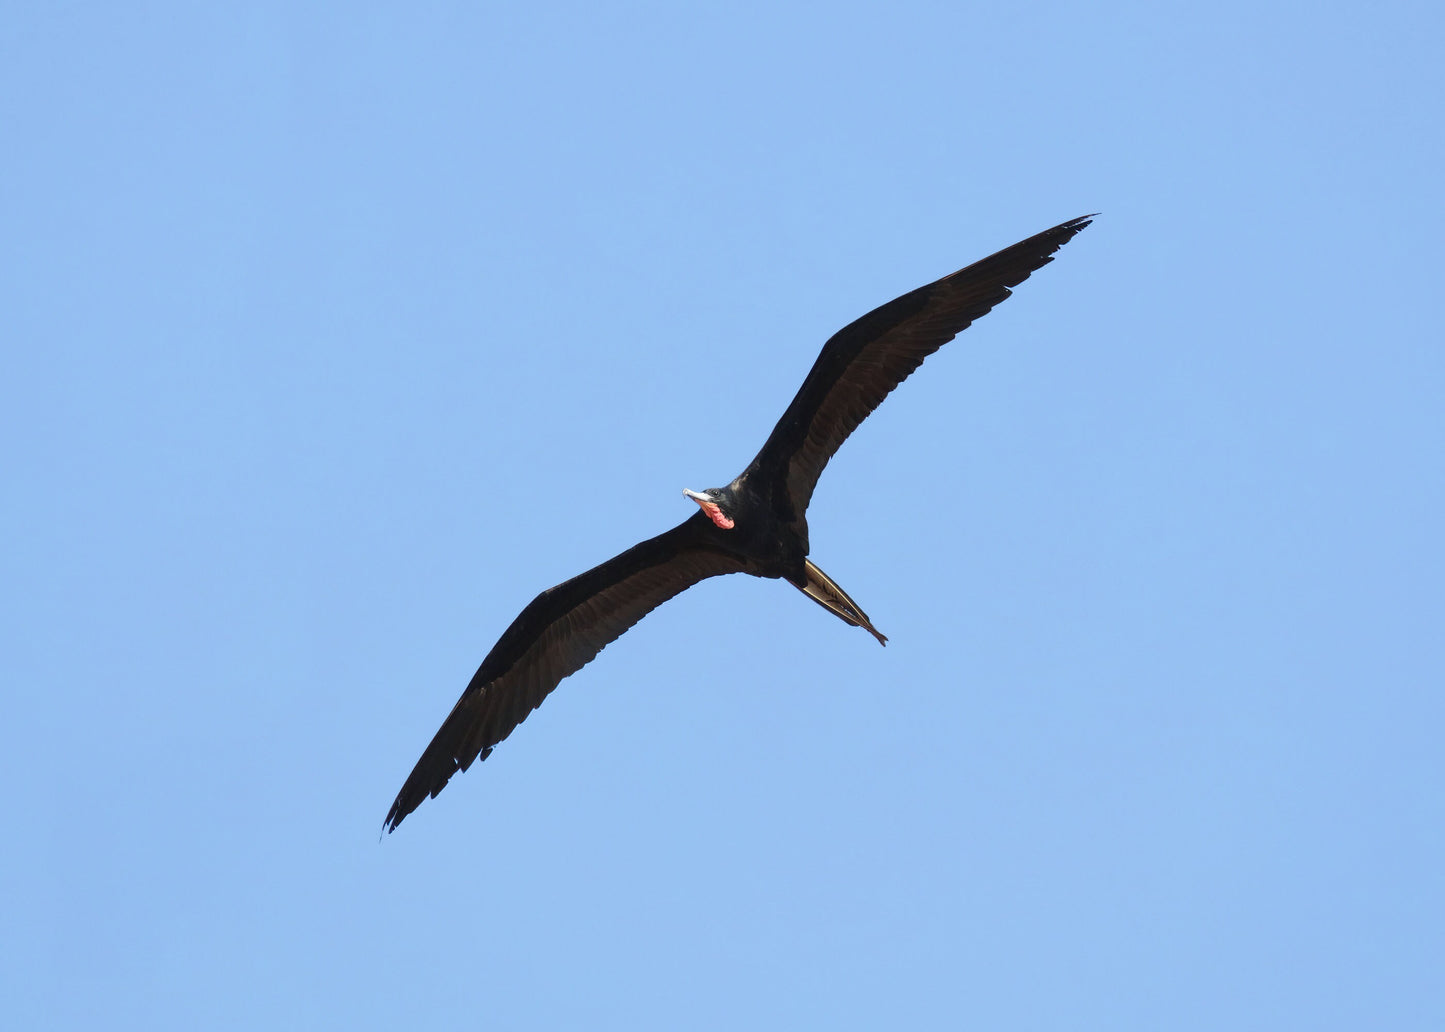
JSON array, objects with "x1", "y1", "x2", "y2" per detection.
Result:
[{"x1": 385, "y1": 215, "x2": 1093, "y2": 832}]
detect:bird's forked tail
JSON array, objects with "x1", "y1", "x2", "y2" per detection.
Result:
[{"x1": 795, "y1": 558, "x2": 888, "y2": 645}]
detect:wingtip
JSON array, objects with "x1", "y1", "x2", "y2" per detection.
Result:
[
  {"x1": 1057, "y1": 213, "x2": 1098, "y2": 235},
  {"x1": 381, "y1": 792, "x2": 414, "y2": 835}
]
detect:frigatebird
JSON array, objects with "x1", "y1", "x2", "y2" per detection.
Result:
[{"x1": 384, "y1": 215, "x2": 1093, "y2": 832}]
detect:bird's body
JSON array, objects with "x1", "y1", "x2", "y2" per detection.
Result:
[{"x1": 385, "y1": 215, "x2": 1093, "y2": 832}]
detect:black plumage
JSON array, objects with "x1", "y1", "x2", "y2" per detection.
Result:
[{"x1": 384, "y1": 215, "x2": 1093, "y2": 832}]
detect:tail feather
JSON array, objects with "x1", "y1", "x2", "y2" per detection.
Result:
[{"x1": 795, "y1": 558, "x2": 888, "y2": 645}]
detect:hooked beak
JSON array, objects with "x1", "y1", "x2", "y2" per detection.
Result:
[{"x1": 682, "y1": 488, "x2": 735, "y2": 530}]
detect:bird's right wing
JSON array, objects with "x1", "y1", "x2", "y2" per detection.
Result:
[
  {"x1": 750, "y1": 215, "x2": 1093, "y2": 515},
  {"x1": 384, "y1": 516, "x2": 744, "y2": 832}
]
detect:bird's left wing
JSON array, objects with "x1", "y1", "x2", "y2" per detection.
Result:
[
  {"x1": 749, "y1": 215, "x2": 1093, "y2": 516},
  {"x1": 385, "y1": 516, "x2": 743, "y2": 832}
]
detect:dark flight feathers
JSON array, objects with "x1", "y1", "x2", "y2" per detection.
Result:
[
  {"x1": 750, "y1": 215, "x2": 1095, "y2": 514},
  {"x1": 384, "y1": 517, "x2": 743, "y2": 832},
  {"x1": 384, "y1": 215, "x2": 1092, "y2": 832}
]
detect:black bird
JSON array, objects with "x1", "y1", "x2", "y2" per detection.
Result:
[{"x1": 384, "y1": 215, "x2": 1093, "y2": 832}]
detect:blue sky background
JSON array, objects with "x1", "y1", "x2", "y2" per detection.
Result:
[{"x1": 4, "y1": 2, "x2": 1442, "y2": 1028}]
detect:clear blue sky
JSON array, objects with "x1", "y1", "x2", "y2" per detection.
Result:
[{"x1": 4, "y1": 3, "x2": 1442, "y2": 1028}]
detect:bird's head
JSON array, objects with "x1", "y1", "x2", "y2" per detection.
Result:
[{"x1": 682, "y1": 487, "x2": 737, "y2": 530}]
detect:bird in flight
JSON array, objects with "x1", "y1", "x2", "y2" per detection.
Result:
[{"x1": 384, "y1": 215, "x2": 1093, "y2": 832}]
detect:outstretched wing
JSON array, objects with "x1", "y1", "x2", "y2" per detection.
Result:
[
  {"x1": 750, "y1": 215, "x2": 1093, "y2": 515},
  {"x1": 384, "y1": 516, "x2": 743, "y2": 832}
]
